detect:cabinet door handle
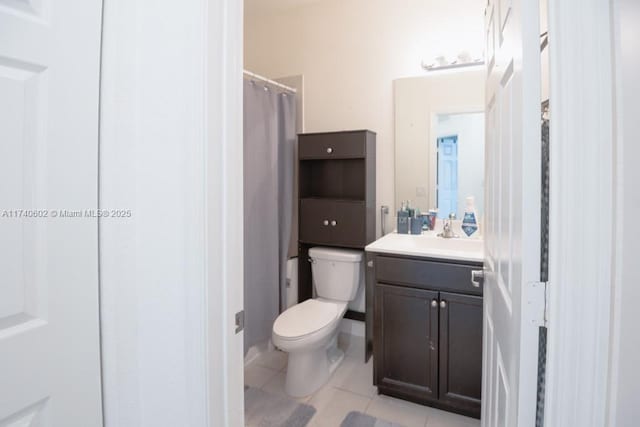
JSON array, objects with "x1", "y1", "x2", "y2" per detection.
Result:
[
  {"x1": 431, "y1": 299, "x2": 438, "y2": 308},
  {"x1": 323, "y1": 220, "x2": 329, "y2": 226},
  {"x1": 326, "y1": 147, "x2": 333, "y2": 154},
  {"x1": 330, "y1": 220, "x2": 337, "y2": 227},
  {"x1": 471, "y1": 269, "x2": 484, "y2": 287},
  {"x1": 440, "y1": 300, "x2": 447, "y2": 309}
]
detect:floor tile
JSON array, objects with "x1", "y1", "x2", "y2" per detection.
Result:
[
  {"x1": 244, "y1": 364, "x2": 280, "y2": 389},
  {"x1": 253, "y1": 348, "x2": 288, "y2": 372},
  {"x1": 308, "y1": 387, "x2": 371, "y2": 427},
  {"x1": 329, "y1": 356, "x2": 377, "y2": 398},
  {"x1": 261, "y1": 371, "x2": 311, "y2": 403},
  {"x1": 424, "y1": 406, "x2": 480, "y2": 427},
  {"x1": 366, "y1": 394, "x2": 429, "y2": 427}
]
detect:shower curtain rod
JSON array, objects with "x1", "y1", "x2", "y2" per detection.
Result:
[{"x1": 243, "y1": 70, "x2": 297, "y2": 93}]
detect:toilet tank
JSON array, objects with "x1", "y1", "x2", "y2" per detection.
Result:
[{"x1": 309, "y1": 247, "x2": 363, "y2": 302}]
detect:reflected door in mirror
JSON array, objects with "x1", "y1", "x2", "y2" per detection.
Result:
[{"x1": 437, "y1": 135, "x2": 459, "y2": 218}]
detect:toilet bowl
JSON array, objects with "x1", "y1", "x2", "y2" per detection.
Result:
[{"x1": 272, "y1": 247, "x2": 363, "y2": 397}]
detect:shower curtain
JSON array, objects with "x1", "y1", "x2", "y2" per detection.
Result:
[{"x1": 243, "y1": 78, "x2": 296, "y2": 354}]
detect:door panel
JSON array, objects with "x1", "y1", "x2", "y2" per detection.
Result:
[
  {"x1": 375, "y1": 284, "x2": 439, "y2": 400},
  {"x1": 331, "y1": 200, "x2": 366, "y2": 247},
  {"x1": 482, "y1": 0, "x2": 541, "y2": 425},
  {"x1": 0, "y1": 1, "x2": 103, "y2": 425},
  {"x1": 299, "y1": 198, "x2": 334, "y2": 244},
  {"x1": 439, "y1": 292, "x2": 483, "y2": 417}
]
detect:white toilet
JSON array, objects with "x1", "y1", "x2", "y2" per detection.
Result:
[{"x1": 272, "y1": 247, "x2": 363, "y2": 397}]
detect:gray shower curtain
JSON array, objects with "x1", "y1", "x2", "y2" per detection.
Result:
[{"x1": 243, "y1": 79, "x2": 296, "y2": 353}]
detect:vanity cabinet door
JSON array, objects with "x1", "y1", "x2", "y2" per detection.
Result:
[
  {"x1": 375, "y1": 284, "x2": 439, "y2": 402},
  {"x1": 438, "y1": 292, "x2": 482, "y2": 417}
]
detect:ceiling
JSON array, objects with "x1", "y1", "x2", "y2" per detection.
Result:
[{"x1": 244, "y1": 0, "x2": 324, "y2": 14}]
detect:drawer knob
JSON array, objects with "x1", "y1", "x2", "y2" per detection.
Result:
[
  {"x1": 326, "y1": 147, "x2": 333, "y2": 154},
  {"x1": 431, "y1": 299, "x2": 438, "y2": 308},
  {"x1": 440, "y1": 301, "x2": 447, "y2": 309},
  {"x1": 330, "y1": 220, "x2": 337, "y2": 227},
  {"x1": 323, "y1": 220, "x2": 329, "y2": 226}
]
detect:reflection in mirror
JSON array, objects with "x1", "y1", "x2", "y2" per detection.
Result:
[
  {"x1": 434, "y1": 112, "x2": 484, "y2": 219},
  {"x1": 394, "y1": 70, "x2": 485, "y2": 226}
]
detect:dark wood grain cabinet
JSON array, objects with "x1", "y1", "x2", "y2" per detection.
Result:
[
  {"x1": 371, "y1": 254, "x2": 483, "y2": 419},
  {"x1": 297, "y1": 130, "x2": 376, "y2": 312},
  {"x1": 375, "y1": 284, "x2": 439, "y2": 401},
  {"x1": 299, "y1": 198, "x2": 366, "y2": 247},
  {"x1": 438, "y1": 292, "x2": 483, "y2": 413}
]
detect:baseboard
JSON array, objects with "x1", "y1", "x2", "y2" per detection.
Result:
[{"x1": 340, "y1": 318, "x2": 365, "y2": 337}]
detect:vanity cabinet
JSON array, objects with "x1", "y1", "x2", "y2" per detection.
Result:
[{"x1": 371, "y1": 254, "x2": 483, "y2": 419}]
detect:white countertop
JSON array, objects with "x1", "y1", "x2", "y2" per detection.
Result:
[{"x1": 365, "y1": 231, "x2": 484, "y2": 263}]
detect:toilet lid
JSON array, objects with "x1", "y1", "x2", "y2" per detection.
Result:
[{"x1": 273, "y1": 299, "x2": 341, "y2": 340}]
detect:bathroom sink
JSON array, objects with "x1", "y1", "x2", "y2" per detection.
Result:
[{"x1": 365, "y1": 232, "x2": 484, "y2": 263}]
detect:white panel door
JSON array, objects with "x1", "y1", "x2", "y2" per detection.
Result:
[
  {"x1": 482, "y1": 0, "x2": 541, "y2": 425},
  {"x1": 0, "y1": 0, "x2": 103, "y2": 426}
]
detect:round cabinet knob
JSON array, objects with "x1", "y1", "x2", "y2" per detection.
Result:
[
  {"x1": 330, "y1": 220, "x2": 337, "y2": 227},
  {"x1": 431, "y1": 300, "x2": 438, "y2": 308},
  {"x1": 326, "y1": 147, "x2": 333, "y2": 154},
  {"x1": 440, "y1": 301, "x2": 447, "y2": 309},
  {"x1": 323, "y1": 220, "x2": 329, "y2": 226}
]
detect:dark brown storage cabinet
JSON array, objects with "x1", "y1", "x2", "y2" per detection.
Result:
[
  {"x1": 297, "y1": 130, "x2": 376, "y2": 312},
  {"x1": 371, "y1": 254, "x2": 483, "y2": 419}
]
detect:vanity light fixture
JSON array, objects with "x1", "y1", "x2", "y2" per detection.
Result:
[{"x1": 421, "y1": 51, "x2": 485, "y2": 72}]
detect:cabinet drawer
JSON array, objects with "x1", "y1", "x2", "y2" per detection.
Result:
[
  {"x1": 375, "y1": 256, "x2": 482, "y2": 296},
  {"x1": 299, "y1": 132, "x2": 366, "y2": 159},
  {"x1": 299, "y1": 198, "x2": 366, "y2": 247}
]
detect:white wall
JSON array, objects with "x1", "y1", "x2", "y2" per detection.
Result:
[
  {"x1": 609, "y1": 0, "x2": 640, "y2": 424},
  {"x1": 245, "y1": 0, "x2": 485, "y2": 236},
  {"x1": 393, "y1": 71, "x2": 485, "y2": 215},
  {"x1": 436, "y1": 112, "x2": 485, "y2": 218}
]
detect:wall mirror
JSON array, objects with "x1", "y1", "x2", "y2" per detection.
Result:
[{"x1": 394, "y1": 69, "x2": 485, "y2": 220}]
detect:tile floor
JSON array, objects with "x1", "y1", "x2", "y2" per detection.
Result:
[{"x1": 244, "y1": 334, "x2": 481, "y2": 427}]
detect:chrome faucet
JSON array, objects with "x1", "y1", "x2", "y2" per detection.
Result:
[{"x1": 438, "y1": 213, "x2": 459, "y2": 239}]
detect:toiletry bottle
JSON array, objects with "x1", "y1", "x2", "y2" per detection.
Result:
[
  {"x1": 410, "y1": 208, "x2": 423, "y2": 235},
  {"x1": 397, "y1": 203, "x2": 409, "y2": 234},
  {"x1": 428, "y1": 209, "x2": 438, "y2": 230},
  {"x1": 461, "y1": 196, "x2": 479, "y2": 237},
  {"x1": 406, "y1": 200, "x2": 415, "y2": 218}
]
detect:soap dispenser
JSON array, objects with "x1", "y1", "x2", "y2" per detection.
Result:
[{"x1": 461, "y1": 196, "x2": 479, "y2": 237}]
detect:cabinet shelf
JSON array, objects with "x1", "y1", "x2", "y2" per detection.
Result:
[
  {"x1": 299, "y1": 158, "x2": 366, "y2": 200},
  {"x1": 300, "y1": 196, "x2": 365, "y2": 203}
]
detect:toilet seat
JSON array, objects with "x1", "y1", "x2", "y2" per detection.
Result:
[{"x1": 273, "y1": 299, "x2": 346, "y2": 341}]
